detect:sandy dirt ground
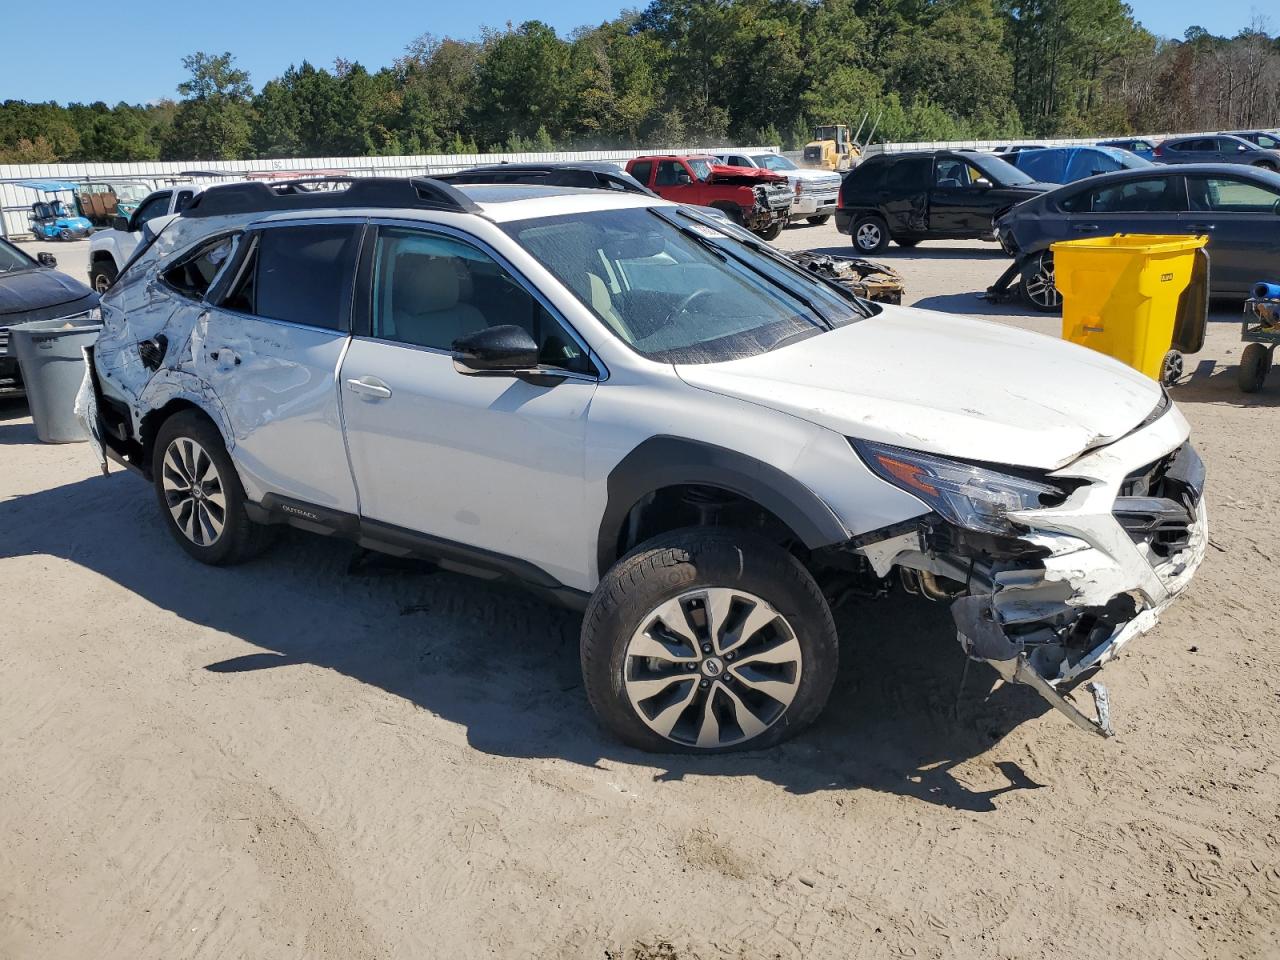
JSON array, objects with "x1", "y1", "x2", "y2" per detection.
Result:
[{"x1": 2, "y1": 228, "x2": 1278, "y2": 960}]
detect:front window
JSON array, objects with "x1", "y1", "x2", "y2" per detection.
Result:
[
  {"x1": 1187, "y1": 176, "x2": 1280, "y2": 213},
  {"x1": 967, "y1": 153, "x2": 1036, "y2": 186},
  {"x1": 0, "y1": 240, "x2": 36, "y2": 273},
  {"x1": 751, "y1": 154, "x2": 798, "y2": 172},
  {"x1": 503, "y1": 206, "x2": 872, "y2": 364}
]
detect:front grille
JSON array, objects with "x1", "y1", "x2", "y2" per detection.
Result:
[
  {"x1": 1114, "y1": 442, "x2": 1203, "y2": 558},
  {"x1": 0, "y1": 327, "x2": 9, "y2": 355}
]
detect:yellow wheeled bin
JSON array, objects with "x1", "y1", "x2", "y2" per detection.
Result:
[{"x1": 1052, "y1": 234, "x2": 1209, "y2": 385}]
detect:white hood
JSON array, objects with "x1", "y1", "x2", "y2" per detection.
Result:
[{"x1": 675, "y1": 306, "x2": 1164, "y2": 470}]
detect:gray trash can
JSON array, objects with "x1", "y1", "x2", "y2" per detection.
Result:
[{"x1": 9, "y1": 314, "x2": 102, "y2": 443}]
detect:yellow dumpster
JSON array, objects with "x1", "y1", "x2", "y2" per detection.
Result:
[{"x1": 1052, "y1": 234, "x2": 1209, "y2": 384}]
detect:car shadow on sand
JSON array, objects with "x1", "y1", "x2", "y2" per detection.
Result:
[{"x1": 1, "y1": 468, "x2": 1052, "y2": 813}]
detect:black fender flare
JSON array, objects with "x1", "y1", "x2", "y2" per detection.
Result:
[{"x1": 596, "y1": 436, "x2": 848, "y2": 578}]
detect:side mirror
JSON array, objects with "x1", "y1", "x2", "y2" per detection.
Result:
[
  {"x1": 1238, "y1": 144, "x2": 1248, "y2": 152},
  {"x1": 452, "y1": 325, "x2": 540, "y2": 376},
  {"x1": 676, "y1": 172, "x2": 693, "y2": 185},
  {"x1": 112, "y1": 215, "x2": 130, "y2": 232},
  {"x1": 974, "y1": 177, "x2": 993, "y2": 188},
  {"x1": 37, "y1": 252, "x2": 57, "y2": 268}
]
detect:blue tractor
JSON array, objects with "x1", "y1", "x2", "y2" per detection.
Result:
[{"x1": 22, "y1": 180, "x2": 94, "y2": 241}]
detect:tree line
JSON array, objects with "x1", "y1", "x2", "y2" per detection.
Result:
[{"x1": 2, "y1": 0, "x2": 1278, "y2": 165}]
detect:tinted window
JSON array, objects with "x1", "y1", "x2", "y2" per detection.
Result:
[
  {"x1": 133, "y1": 192, "x2": 171, "y2": 227},
  {"x1": 886, "y1": 157, "x2": 932, "y2": 191},
  {"x1": 1254, "y1": 133, "x2": 1280, "y2": 149},
  {"x1": 372, "y1": 227, "x2": 592, "y2": 373},
  {"x1": 162, "y1": 234, "x2": 236, "y2": 299},
  {"x1": 175, "y1": 189, "x2": 196, "y2": 212},
  {"x1": 630, "y1": 160, "x2": 652, "y2": 185},
  {"x1": 1187, "y1": 176, "x2": 1280, "y2": 212},
  {"x1": 848, "y1": 158, "x2": 887, "y2": 191},
  {"x1": 1059, "y1": 176, "x2": 1183, "y2": 213},
  {"x1": 222, "y1": 223, "x2": 361, "y2": 329}
]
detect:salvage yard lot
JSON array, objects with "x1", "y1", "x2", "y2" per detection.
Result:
[{"x1": 2, "y1": 225, "x2": 1278, "y2": 960}]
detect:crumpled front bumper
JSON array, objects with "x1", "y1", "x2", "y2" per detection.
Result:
[{"x1": 942, "y1": 411, "x2": 1207, "y2": 737}]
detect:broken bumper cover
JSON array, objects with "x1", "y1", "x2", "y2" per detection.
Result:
[{"x1": 945, "y1": 424, "x2": 1207, "y2": 737}]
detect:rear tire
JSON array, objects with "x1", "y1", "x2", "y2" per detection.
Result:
[
  {"x1": 755, "y1": 222, "x2": 783, "y2": 242},
  {"x1": 90, "y1": 259, "x2": 117, "y2": 294},
  {"x1": 806, "y1": 215, "x2": 832, "y2": 226},
  {"x1": 851, "y1": 215, "x2": 889, "y2": 253},
  {"x1": 151, "y1": 410, "x2": 275, "y2": 565},
  {"x1": 581, "y1": 528, "x2": 838, "y2": 753},
  {"x1": 1237, "y1": 343, "x2": 1272, "y2": 393}
]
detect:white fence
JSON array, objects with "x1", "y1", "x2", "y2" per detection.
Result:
[{"x1": 0, "y1": 145, "x2": 777, "y2": 240}]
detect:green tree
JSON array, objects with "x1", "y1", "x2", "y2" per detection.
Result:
[{"x1": 163, "y1": 51, "x2": 255, "y2": 160}]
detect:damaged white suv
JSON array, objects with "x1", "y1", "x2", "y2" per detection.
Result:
[{"x1": 83, "y1": 176, "x2": 1207, "y2": 751}]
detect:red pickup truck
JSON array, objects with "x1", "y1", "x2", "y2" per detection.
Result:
[{"x1": 625, "y1": 155, "x2": 794, "y2": 240}]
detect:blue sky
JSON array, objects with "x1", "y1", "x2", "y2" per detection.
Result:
[{"x1": 0, "y1": 0, "x2": 1272, "y2": 105}]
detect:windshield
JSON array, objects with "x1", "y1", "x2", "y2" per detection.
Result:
[
  {"x1": 751, "y1": 154, "x2": 798, "y2": 172},
  {"x1": 969, "y1": 153, "x2": 1037, "y2": 186},
  {"x1": 114, "y1": 183, "x2": 152, "y2": 203},
  {"x1": 0, "y1": 240, "x2": 36, "y2": 273},
  {"x1": 688, "y1": 158, "x2": 714, "y2": 181},
  {"x1": 503, "y1": 206, "x2": 872, "y2": 364}
]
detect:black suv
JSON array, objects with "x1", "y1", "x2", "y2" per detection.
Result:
[{"x1": 835, "y1": 150, "x2": 1049, "y2": 252}]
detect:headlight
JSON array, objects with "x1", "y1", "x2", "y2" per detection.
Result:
[{"x1": 852, "y1": 439, "x2": 1066, "y2": 536}]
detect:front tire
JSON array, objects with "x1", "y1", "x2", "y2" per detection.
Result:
[
  {"x1": 1019, "y1": 250, "x2": 1061, "y2": 312},
  {"x1": 755, "y1": 222, "x2": 783, "y2": 241},
  {"x1": 1237, "y1": 343, "x2": 1272, "y2": 393},
  {"x1": 581, "y1": 528, "x2": 838, "y2": 753},
  {"x1": 151, "y1": 410, "x2": 275, "y2": 565},
  {"x1": 851, "y1": 215, "x2": 889, "y2": 253},
  {"x1": 806, "y1": 215, "x2": 832, "y2": 226}
]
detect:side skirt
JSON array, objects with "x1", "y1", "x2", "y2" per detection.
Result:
[{"x1": 246, "y1": 494, "x2": 590, "y2": 611}]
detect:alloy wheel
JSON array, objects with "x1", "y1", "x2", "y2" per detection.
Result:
[
  {"x1": 623, "y1": 587, "x2": 803, "y2": 749},
  {"x1": 1023, "y1": 252, "x2": 1060, "y2": 309},
  {"x1": 161, "y1": 437, "x2": 227, "y2": 546},
  {"x1": 855, "y1": 222, "x2": 882, "y2": 251}
]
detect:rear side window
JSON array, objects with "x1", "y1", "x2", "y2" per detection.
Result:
[
  {"x1": 220, "y1": 223, "x2": 361, "y2": 330},
  {"x1": 630, "y1": 160, "x2": 652, "y2": 185},
  {"x1": 162, "y1": 234, "x2": 236, "y2": 299},
  {"x1": 847, "y1": 157, "x2": 887, "y2": 191},
  {"x1": 885, "y1": 157, "x2": 931, "y2": 191},
  {"x1": 1059, "y1": 176, "x2": 1183, "y2": 213}
]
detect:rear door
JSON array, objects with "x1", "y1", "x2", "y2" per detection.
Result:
[
  {"x1": 880, "y1": 156, "x2": 932, "y2": 235},
  {"x1": 198, "y1": 220, "x2": 363, "y2": 513},
  {"x1": 1183, "y1": 173, "x2": 1280, "y2": 293}
]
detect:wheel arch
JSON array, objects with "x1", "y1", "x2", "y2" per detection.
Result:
[
  {"x1": 596, "y1": 437, "x2": 847, "y2": 580},
  {"x1": 136, "y1": 389, "x2": 234, "y2": 479}
]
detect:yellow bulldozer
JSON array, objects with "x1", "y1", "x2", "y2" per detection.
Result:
[{"x1": 801, "y1": 123, "x2": 863, "y2": 172}]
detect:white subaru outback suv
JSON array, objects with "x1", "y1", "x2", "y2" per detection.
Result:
[{"x1": 82, "y1": 176, "x2": 1207, "y2": 751}]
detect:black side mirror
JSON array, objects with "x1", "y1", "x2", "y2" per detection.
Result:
[
  {"x1": 113, "y1": 215, "x2": 131, "y2": 232},
  {"x1": 452, "y1": 325, "x2": 540, "y2": 376},
  {"x1": 37, "y1": 252, "x2": 57, "y2": 268}
]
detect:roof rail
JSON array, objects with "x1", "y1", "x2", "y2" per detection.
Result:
[{"x1": 181, "y1": 176, "x2": 481, "y2": 219}]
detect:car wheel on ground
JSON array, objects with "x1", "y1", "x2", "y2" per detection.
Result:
[
  {"x1": 580, "y1": 528, "x2": 838, "y2": 753},
  {"x1": 852, "y1": 215, "x2": 889, "y2": 254},
  {"x1": 755, "y1": 222, "x2": 783, "y2": 242},
  {"x1": 1019, "y1": 250, "x2": 1061, "y2": 312},
  {"x1": 151, "y1": 410, "x2": 275, "y2": 565},
  {"x1": 90, "y1": 260, "x2": 118, "y2": 294},
  {"x1": 1160, "y1": 350, "x2": 1184, "y2": 386},
  {"x1": 806, "y1": 215, "x2": 831, "y2": 226},
  {"x1": 1237, "y1": 343, "x2": 1272, "y2": 393}
]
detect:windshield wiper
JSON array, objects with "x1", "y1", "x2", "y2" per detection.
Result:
[{"x1": 650, "y1": 208, "x2": 833, "y2": 329}]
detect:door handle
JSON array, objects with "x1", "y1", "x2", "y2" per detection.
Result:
[
  {"x1": 1072, "y1": 223, "x2": 1099, "y2": 232},
  {"x1": 345, "y1": 376, "x2": 392, "y2": 399}
]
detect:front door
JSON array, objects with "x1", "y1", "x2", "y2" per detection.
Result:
[
  {"x1": 197, "y1": 220, "x2": 363, "y2": 513},
  {"x1": 1056, "y1": 173, "x2": 1187, "y2": 242},
  {"x1": 339, "y1": 224, "x2": 599, "y2": 590},
  {"x1": 1183, "y1": 173, "x2": 1280, "y2": 293}
]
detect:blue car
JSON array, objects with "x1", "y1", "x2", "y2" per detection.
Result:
[
  {"x1": 1006, "y1": 145, "x2": 1153, "y2": 185},
  {"x1": 1098, "y1": 138, "x2": 1158, "y2": 161},
  {"x1": 22, "y1": 180, "x2": 94, "y2": 241}
]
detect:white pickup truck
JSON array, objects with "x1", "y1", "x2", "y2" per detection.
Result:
[
  {"x1": 715, "y1": 151, "x2": 843, "y2": 225},
  {"x1": 88, "y1": 185, "x2": 199, "y2": 293}
]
